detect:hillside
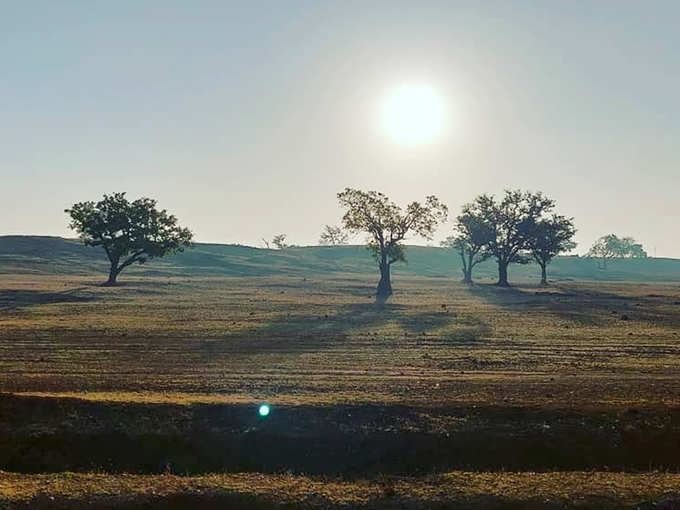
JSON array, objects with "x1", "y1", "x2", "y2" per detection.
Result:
[{"x1": 1, "y1": 235, "x2": 680, "y2": 282}]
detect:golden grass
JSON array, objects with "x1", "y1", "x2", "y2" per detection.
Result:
[
  {"x1": 2, "y1": 274, "x2": 680, "y2": 508},
  {"x1": 0, "y1": 471, "x2": 678, "y2": 508},
  {"x1": 1, "y1": 274, "x2": 679, "y2": 407}
]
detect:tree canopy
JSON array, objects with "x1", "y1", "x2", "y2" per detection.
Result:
[
  {"x1": 66, "y1": 193, "x2": 193, "y2": 285},
  {"x1": 587, "y1": 234, "x2": 647, "y2": 268},
  {"x1": 527, "y1": 215, "x2": 577, "y2": 284},
  {"x1": 272, "y1": 234, "x2": 288, "y2": 250},
  {"x1": 467, "y1": 190, "x2": 556, "y2": 286},
  {"x1": 319, "y1": 225, "x2": 349, "y2": 246},
  {"x1": 442, "y1": 206, "x2": 494, "y2": 284},
  {"x1": 337, "y1": 188, "x2": 447, "y2": 300}
]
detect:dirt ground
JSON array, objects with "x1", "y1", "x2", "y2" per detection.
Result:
[{"x1": 1, "y1": 274, "x2": 679, "y2": 508}]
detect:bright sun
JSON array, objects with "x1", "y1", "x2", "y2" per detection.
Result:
[{"x1": 380, "y1": 84, "x2": 447, "y2": 144}]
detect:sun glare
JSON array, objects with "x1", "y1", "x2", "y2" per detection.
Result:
[{"x1": 380, "y1": 84, "x2": 447, "y2": 144}]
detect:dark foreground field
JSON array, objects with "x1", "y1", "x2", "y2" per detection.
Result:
[{"x1": 1, "y1": 274, "x2": 680, "y2": 508}]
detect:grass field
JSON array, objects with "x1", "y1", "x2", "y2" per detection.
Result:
[{"x1": 1, "y1": 273, "x2": 680, "y2": 508}]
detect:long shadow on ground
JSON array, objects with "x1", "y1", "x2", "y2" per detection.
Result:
[
  {"x1": 0, "y1": 289, "x2": 95, "y2": 311},
  {"x1": 238, "y1": 301, "x2": 463, "y2": 354},
  {"x1": 469, "y1": 283, "x2": 680, "y2": 327}
]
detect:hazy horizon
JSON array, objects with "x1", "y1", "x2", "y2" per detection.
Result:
[{"x1": 2, "y1": 1, "x2": 679, "y2": 257}]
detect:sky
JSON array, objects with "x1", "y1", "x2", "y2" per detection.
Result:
[{"x1": 1, "y1": 1, "x2": 679, "y2": 257}]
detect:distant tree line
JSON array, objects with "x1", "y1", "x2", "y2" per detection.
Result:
[
  {"x1": 66, "y1": 190, "x2": 646, "y2": 296},
  {"x1": 586, "y1": 234, "x2": 647, "y2": 268}
]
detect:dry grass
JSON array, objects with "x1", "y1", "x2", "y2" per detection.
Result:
[
  {"x1": 1, "y1": 274, "x2": 680, "y2": 508},
  {"x1": 1, "y1": 274, "x2": 679, "y2": 407},
  {"x1": 0, "y1": 471, "x2": 679, "y2": 509}
]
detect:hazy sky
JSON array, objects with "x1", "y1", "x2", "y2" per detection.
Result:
[{"x1": 2, "y1": 1, "x2": 679, "y2": 256}]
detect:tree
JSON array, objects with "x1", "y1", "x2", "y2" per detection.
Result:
[
  {"x1": 586, "y1": 234, "x2": 618, "y2": 269},
  {"x1": 617, "y1": 236, "x2": 648, "y2": 258},
  {"x1": 627, "y1": 241, "x2": 648, "y2": 258},
  {"x1": 272, "y1": 234, "x2": 288, "y2": 249},
  {"x1": 587, "y1": 234, "x2": 647, "y2": 268},
  {"x1": 65, "y1": 193, "x2": 193, "y2": 286},
  {"x1": 441, "y1": 207, "x2": 493, "y2": 284},
  {"x1": 337, "y1": 188, "x2": 447, "y2": 301},
  {"x1": 527, "y1": 215, "x2": 577, "y2": 285},
  {"x1": 319, "y1": 225, "x2": 349, "y2": 246},
  {"x1": 472, "y1": 190, "x2": 555, "y2": 287}
]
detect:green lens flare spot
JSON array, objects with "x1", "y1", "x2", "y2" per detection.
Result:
[{"x1": 258, "y1": 404, "x2": 270, "y2": 417}]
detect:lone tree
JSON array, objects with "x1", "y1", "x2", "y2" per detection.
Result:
[
  {"x1": 587, "y1": 234, "x2": 647, "y2": 268},
  {"x1": 471, "y1": 190, "x2": 555, "y2": 287},
  {"x1": 337, "y1": 188, "x2": 447, "y2": 301},
  {"x1": 527, "y1": 215, "x2": 576, "y2": 285},
  {"x1": 441, "y1": 206, "x2": 493, "y2": 284},
  {"x1": 272, "y1": 234, "x2": 288, "y2": 249},
  {"x1": 66, "y1": 193, "x2": 193, "y2": 286},
  {"x1": 319, "y1": 225, "x2": 349, "y2": 246}
]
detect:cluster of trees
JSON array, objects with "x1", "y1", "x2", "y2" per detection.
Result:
[
  {"x1": 587, "y1": 234, "x2": 648, "y2": 268},
  {"x1": 336, "y1": 188, "x2": 576, "y2": 296},
  {"x1": 65, "y1": 190, "x2": 646, "y2": 298},
  {"x1": 440, "y1": 191, "x2": 576, "y2": 286}
]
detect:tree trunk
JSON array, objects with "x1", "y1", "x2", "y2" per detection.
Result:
[
  {"x1": 540, "y1": 262, "x2": 548, "y2": 285},
  {"x1": 462, "y1": 264, "x2": 473, "y2": 284},
  {"x1": 460, "y1": 262, "x2": 471, "y2": 284},
  {"x1": 497, "y1": 260, "x2": 510, "y2": 287},
  {"x1": 463, "y1": 253, "x2": 474, "y2": 284},
  {"x1": 104, "y1": 262, "x2": 119, "y2": 286},
  {"x1": 376, "y1": 260, "x2": 392, "y2": 302}
]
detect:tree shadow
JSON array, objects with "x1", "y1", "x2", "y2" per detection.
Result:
[
  {"x1": 469, "y1": 283, "x2": 680, "y2": 327},
  {"x1": 239, "y1": 301, "x2": 462, "y2": 353},
  {"x1": 0, "y1": 288, "x2": 95, "y2": 311},
  {"x1": 439, "y1": 316, "x2": 493, "y2": 344},
  {"x1": 251, "y1": 302, "x2": 403, "y2": 337},
  {"x1": 395, "y1": 309, "x2": 456, "y2": 335}
]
